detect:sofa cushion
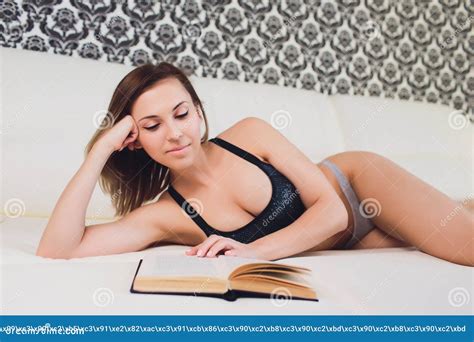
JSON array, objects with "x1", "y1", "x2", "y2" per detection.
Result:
[{"x1": 330, "y1": 95, "x2": 473, "y2": 201}]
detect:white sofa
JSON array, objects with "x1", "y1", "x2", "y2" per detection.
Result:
[{"x1": 1, "y1": 47, "x2": 472, "y2": 315}]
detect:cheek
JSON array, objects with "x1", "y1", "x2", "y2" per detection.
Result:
[
  {"x1": 193, "y1": 114, "x2": 204, "y2": 134},
  {"x1": 179, "y1": 116, "x2": 201, "y2": 139},
  {"x1": 139, "y1": 131, "x2": 165, "y2": 152}
]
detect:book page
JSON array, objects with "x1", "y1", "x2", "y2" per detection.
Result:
[
  {"x1": 137, "y1": 255, "x2": 307, "y2": 280},
  {"x1": 137, "y1": 255, "x2": 223, "y2": 279},
  {"x1": 216, "y1": 256, "x2": 292, "y2": 278},
  {"x1": 233, "y1": 271, "x2": 312, "y2": 287}
]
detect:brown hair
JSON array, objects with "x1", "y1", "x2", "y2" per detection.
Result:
[{"x1": 84, "y1": 62, "x2": 209, "y2": 217}]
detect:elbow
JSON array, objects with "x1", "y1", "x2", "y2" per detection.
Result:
[
  {"x1": 35, "y1": 246, "x2": 73, "y2": 260},
  {"x1": 325, "y1": 194, "x2": 349, "y2": 233},
  {"x1": 337, "y1": 201, "x2": 349, "y2": 231},
  {"x1": 35, "y1": 245, "x2": 49, "y2": 258},
  {"x1": 337, "y1": 201, "x2": 349, "y2": 232}
]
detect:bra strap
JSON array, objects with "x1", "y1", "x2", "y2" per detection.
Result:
[
  {"x1": 167, "y1": 184, "x2": 221, "y2": 236},
  {"x1": 167, "y1": 185, "x2": 209, "y2": 228},
  {"x1": 209, "y1": 137, "x2": 263, "y2": 166}
]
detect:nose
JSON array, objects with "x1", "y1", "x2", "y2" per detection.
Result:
[{"x1": 166, "y1": 121, "x2": 183, "y2": 140}]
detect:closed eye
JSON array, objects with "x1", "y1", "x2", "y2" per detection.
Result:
[
  {"x1": 144, "y1": 124, "x2": 159, "y2": 131},
  {"x1": 144, "y1": 111, "x2": 189, "y2": 131},
  {"x1": 176, "y1": 111, "x2": 188, "y2": 119}
]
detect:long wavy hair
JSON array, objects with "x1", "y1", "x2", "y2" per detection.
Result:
[{"x1": 85, "y1": 62, "x2": 210, "y2": 217}]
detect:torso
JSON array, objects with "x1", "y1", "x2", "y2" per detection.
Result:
[{"x1": 156, "y1": 127, "x2": 355, "y2": 252}]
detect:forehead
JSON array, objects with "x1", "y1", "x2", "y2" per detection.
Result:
[{"x1": 131, "y1": 78, "x2": 190, "y2": 120}]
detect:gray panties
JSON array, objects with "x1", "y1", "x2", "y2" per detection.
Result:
[{"x1": 320, "y1": 159, "x2": 376, "y2": 249}]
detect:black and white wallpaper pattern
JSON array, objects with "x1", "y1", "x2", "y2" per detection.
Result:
[{"x1": 1, "y1": 0, "x2": 473, "y2": 120}]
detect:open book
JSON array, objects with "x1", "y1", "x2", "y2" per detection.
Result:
[{"x1": 130, "y1": 255, "x2": 318, "y2": 302}]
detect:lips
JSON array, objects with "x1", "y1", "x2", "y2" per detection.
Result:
[{"x1": 167, "y1": 144, "x2": 190, "y2": 153}]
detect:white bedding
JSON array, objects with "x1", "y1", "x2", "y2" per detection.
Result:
[
  {"x1": 1, "y1": 217, "x2": 472, "y2": 315},
  {"x1": 1, "y1": 48, "x2": 472, "y2": 316}
]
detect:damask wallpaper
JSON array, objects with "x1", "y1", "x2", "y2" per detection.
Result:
[{"x1": 1, "y1": 0, "x2": 473, "y2": 120}]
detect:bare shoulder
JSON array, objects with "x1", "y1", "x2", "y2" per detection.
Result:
[
  {"x1": 215, "y1": 117, "x2": 271, "y2": 162},
  {"x1": 216, "y1": 116, "x2": 338, "y2": 211},
  {"x1": 68, "y1": 195, "x2": 186, "y2": 258},
  {"x1": 133, "y1": 194, "x2": 182, "y2": 232},
  {"x1": 115, "y1": 197, "x2": 176, "y2": 242},
  {"x1": 130, "y1": 195, "x2": 175, "y2": 223},
  {"x1": 147, "y1": 191, "x2": 206, "y2": 245}
]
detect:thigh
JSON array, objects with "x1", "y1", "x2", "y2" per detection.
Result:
[
  {"x1": 315, "y1": 152, "x2": 376, "y2": 251},
  {"x1": 316, "y1": 156, "x2": 357, "y2": 248},
  {"x1": 345, "y1": 151, "x2": 474, "y2": 266},
  {"x1": 351, "y1": 226, "x2": 411, "y2": 249}
]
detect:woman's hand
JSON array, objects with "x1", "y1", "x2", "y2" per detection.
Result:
[
  {"x1": 96, "y1": 115, "x2": 140, "y2": 153},
  {"x1": 185, "y1": 235, "x2": 263, "y2": 259}
]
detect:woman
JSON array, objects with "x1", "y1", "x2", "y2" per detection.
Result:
[{"x1": 36, "y1": 62, "x2": 473, "y2": 267}]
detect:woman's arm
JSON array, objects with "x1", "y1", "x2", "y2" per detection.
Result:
[
  {"x1": 186, "y1": 116, "x2": 349, "y2": 260},
  {"x1": 243, "y1": 117, "x2": 349, "y2": 259},
  {"x1": 36, "y1": 144, "x2": 114, "y2": 258},
  {"x1": 249, "y1": 194, "x2": 347, "y2": 260},
  {"x1": 36, "y1": 142, "x2": 172, "y2": 259},
  {"x1": 186, "y1": 192, "x2": 347, "y2": 261},
  {"x1": 36, "y1": 115, "x2": 144, "y2": 259},
  {"x1": 66, "y1": 202, "x2": 171, "y2": 259}
]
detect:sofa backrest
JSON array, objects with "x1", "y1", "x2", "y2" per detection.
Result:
[
  {"x1": 2, "y1": 48, "x2": 471, "y2": 220},
  {"x1": 2, "y1": 48, "x2": 343, "y2": 219},
  {"x1": 331, "y1": 95, "x2": 472, "y2": 201}
]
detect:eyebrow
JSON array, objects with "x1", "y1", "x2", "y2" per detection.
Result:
[{"x1": 138, "y1": 101, "x2": 187, "y2": 122}]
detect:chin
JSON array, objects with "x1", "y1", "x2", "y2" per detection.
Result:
[{"x1": 169, "y1": 158, "x2": 195, "y2": 171}]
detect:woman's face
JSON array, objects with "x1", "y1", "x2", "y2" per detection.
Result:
[{"x1": 130, "y1": 77, "x2": 203, "y2": 168}]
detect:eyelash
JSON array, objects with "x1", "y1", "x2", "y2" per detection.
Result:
[{"x1": 144, "y1": 111, "x2": 188, "y2": 131}]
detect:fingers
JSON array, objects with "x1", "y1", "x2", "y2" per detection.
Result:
[
  {"x1": 185, "y1": 235, "x2": 223, "y2": 257},
  {"x1": 128, "y1": 122, "x2": 140, "y2": 150},
  {"x1": 206, "y1": 239, "x2": 236, "y2": 257},
  {"x1": 129, "y1": 117, "x2": 139, "y2": 140},
  {"x1": 197, "y1": 236, "x2": 222, "y2": 256},
  {"x1": 119, "y1": 137, "x2": 135, "y2": 151},
  {"x1": 126, "y1": 142, "x2": 135, "y2": 151},
  {"x1": 119, "y1": 137, "x2": 134, "y2": 151},
  {"x1": 185, "y1": 235, "x2": 216, "y2": 255},
  {"x1": 119, "y1": 116, "x2": 139, "y2": 151},
  {"x1": 126, "y1": 123, "x2": 139, "y2": 146}
]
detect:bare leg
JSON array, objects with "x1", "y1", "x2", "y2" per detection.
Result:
[
  {"x1": 351, "y1": 226, "x2": 411, "y2": 249},
  {"x1": 338, "y1": 151, "x2": 474, "y2": 266}
]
